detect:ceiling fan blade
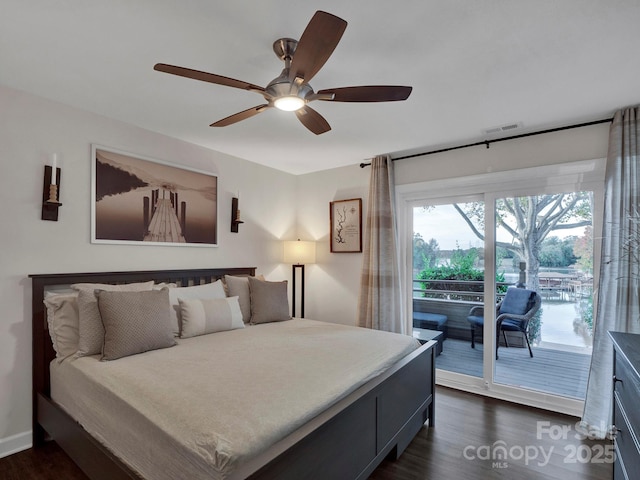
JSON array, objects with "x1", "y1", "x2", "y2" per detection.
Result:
[
  {"x1": 295, "y1": 106, "x2": 331, "y2": 135},
  {"x1": 317, "y1": 86, "x2": 413, "y2": 102},
  {"x1": 289, "y1": 11, "x2": 347, "y2": 83},
  {"x1": 154, "y1": 63, "x2": 265, "y2": 93},
  {"x1": 210, "y1": 105, "x2": 270, "y2": 127}
]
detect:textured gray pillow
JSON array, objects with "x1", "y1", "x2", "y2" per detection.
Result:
[
  {"x1": 97, "y1": 289, "x2": 176, "y2": 361},
  {"x1": 225, "y1": 275, "x2": 264, "y2": 323},
  {"x1": 178, "y1": 296, "x2": 244, "y2": 338},
  {"x1": 72, "y1": 281, "x2": 155, "y2": 357},
  {"x1": 248, "y1": 277, "x2": 291, "y2": 324}
]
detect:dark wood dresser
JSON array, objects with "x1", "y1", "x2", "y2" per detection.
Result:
[{"x1": 610, "y1": 331, "x2": 640, "y2": 480}]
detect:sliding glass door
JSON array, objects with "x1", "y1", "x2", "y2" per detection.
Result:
[
  {"x1": 412, "y1": 199, "x2": 485, "y2": 379},
  {"x1": 491, "y1": 192, "x2": 594, "y2": 399},
  {"x1": 401, "y1": 159, "x2": 604, "y2": 415}
]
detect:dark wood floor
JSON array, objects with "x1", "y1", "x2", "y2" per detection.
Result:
[
  {"x1": 370, "y1": 387, "x2": 612, "y2": 480},
  {"x1": 0, "y1": 440, "x2": 88, "y2": 480},
  {"x1": 1, "y1": 387, "x2": 611, "y2": 480}
]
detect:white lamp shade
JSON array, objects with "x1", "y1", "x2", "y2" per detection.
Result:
[{"x1": 283, "y1": 240, "x2": 316, "y2": 265}]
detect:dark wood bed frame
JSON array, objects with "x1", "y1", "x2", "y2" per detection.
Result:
[{"x1": 30, "y1": 267, "x2": 435, "y2": 480}]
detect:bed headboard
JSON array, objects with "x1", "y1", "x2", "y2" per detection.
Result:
[{"x1": 29, "y1": 267, "x2": 256, "y2": 440}]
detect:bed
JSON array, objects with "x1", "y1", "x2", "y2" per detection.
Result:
[{"x1": 31, "y1": 267, "x2": 435, "y2": 480}]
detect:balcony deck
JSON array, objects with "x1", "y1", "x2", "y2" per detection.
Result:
[{"x1": 435, "y1": 338, "x2": 591, "y2": 399}]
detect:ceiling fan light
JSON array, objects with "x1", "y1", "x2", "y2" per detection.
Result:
[{"x1": 274, "y1": 96, "x2": 305, "y2": 111}]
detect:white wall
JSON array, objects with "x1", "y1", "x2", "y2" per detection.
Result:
[
  {"x1": 296, "y1": 165, "x2": 370, "y2": 325},
  {"x1": 393, "y1": 123, "x2": 610, "y2": 185},
  {"x1": 0, "y1": 85, "x2": 296, "y2": 455}
]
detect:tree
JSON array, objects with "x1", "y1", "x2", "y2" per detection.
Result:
[
  {"x1": 539, "y1": 236, "x2": 578, "y2": 268},
  {"x1": 574, "y1": 226, "x2": 594, "y2": 275},
  {"x1": 413, "y1": 233, "x2": 439, "y2": 271},
  {"x1": 453, "y1": 192, "x2": 592, "y2": 291}
]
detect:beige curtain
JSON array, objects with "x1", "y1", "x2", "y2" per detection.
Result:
[
  {"x1": 581, "y1": 106, "x2": 640, "y2": 438},
  {"x1": 357, "y1": 155, "x2": 405, "y2": 333}
]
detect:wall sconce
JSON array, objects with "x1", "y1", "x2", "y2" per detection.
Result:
[
  {"x1": 42, "y1": 154, "x2": 62, "y2": 221},
  {"x1": 283, "y1": 239, "x2": 316, "y2": 318},
  {"x1": 231, "y1": 196, "x2": 244, "y2": 233}
]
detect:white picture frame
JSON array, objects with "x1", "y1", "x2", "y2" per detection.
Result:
[{"x1": 91, "y1": 145, "x2": 218, "y2": 247}]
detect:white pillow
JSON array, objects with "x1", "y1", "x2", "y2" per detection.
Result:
[
  {"x1": 72, "y1": 281, "x2": 155, "y2": 357},
  {"x1": 168, "y1": 280, "x2": 226, "y2": 335},
  {"x1": 178, "y1": 296, "x2": 244, "y2": 338},
  {"x1": 44, "y1": 292, "x2": 79, "y2": 362}
]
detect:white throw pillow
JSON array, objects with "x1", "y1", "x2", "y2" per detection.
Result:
[
  {"x1": 178, "y1": 296, "x2": 244, "y2": 338},
  {"x1": 168, "y1": 280, "x2": 226, "y2": 336}
]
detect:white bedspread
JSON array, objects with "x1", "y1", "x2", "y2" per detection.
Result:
[{"x1": 51, "y1": 319, "x2": 419, "y2": 480}]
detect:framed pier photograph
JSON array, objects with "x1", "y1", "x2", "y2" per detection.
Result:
[{"x1": 91, "y1": 145, "x2": 218, "y2": 247}]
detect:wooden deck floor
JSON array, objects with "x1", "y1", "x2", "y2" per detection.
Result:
[{"x1": 435, "y1": 338, "x2": 591, "y2": 399}]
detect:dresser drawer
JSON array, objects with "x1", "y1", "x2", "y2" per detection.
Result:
[
  {"x1": 615, "y1": 354, "x2": 640, "y2": 439},
  {"x1": 613, "y1": 451, "x2": 628, "y2": 480},
  {"x1": 614, "y1": 395, "x2": 640, "y2": 478}
]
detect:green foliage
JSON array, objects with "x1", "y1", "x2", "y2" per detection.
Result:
[
  {"x1": 417, "y1": 246, "x2": 506, "y2": 300},
  {"x1": 527, "y1": 308, "x2": 542, "y2": 345},
  {"x1": 577, "y1": 296, "x2": 593, "y2": 333},
  {"x1": 538, "y1": 236, "x2": 578, "y2": 268},
  {"x1": 413, "y1": 233, "x2": 439, "y2": 271},
  {"x1": 574, "y1": 226, "x2": 594, "y2": 274},
  {"x1": 496, "y1": 246, "x2": 514, "y2": 259}
]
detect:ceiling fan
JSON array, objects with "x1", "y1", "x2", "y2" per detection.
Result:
[{"x1": 154, "y1": 10, "x2": 412, "y2": 135}]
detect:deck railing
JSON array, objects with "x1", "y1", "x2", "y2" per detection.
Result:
[
  {"x1": 412, "y1": 279, "x2": 527, "y2": 345},
  {"x1": 412, "y1": 278, "x2": 514, "y2": 302}
]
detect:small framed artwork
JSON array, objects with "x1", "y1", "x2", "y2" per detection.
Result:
[
  {"x1": 91, "y1": 145, "x2": 218, "y2": 247},
  {"x1": 330, "y1": 198, "x2": 362, "y2": 253}
]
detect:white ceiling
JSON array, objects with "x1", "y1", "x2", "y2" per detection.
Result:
[{"x1": 2, "y1": 1, "x2": 639, "y2": 175}]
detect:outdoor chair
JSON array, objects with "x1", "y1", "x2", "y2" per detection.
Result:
[{"x1": 467, "y1": 288, "x2": 542, "y2": 359}]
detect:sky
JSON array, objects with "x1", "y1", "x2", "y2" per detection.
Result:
[{"x1": 414, "y1": 204, "x2": 484, "y2": 251}]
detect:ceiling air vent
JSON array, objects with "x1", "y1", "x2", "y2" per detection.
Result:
[{"x1": 483, "y1": 122, "x2": 523, "y2": 136}]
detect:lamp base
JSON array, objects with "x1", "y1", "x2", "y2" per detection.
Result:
[{"x1": 291, "y1": 264, "x2": 305, "y2": 318}]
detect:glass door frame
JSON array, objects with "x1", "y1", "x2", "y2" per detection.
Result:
[{"x1": 397, "y1": 159, "x2": 605, "y2": 416}]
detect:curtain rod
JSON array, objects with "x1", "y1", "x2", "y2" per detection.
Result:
[{"x1": 359, "y1": 117, "x2": 613, "y2": 168}]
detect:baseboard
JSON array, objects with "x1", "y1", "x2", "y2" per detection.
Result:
[{"x1": 0, "y1": 431, "x2": 32, "y2": 459}]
